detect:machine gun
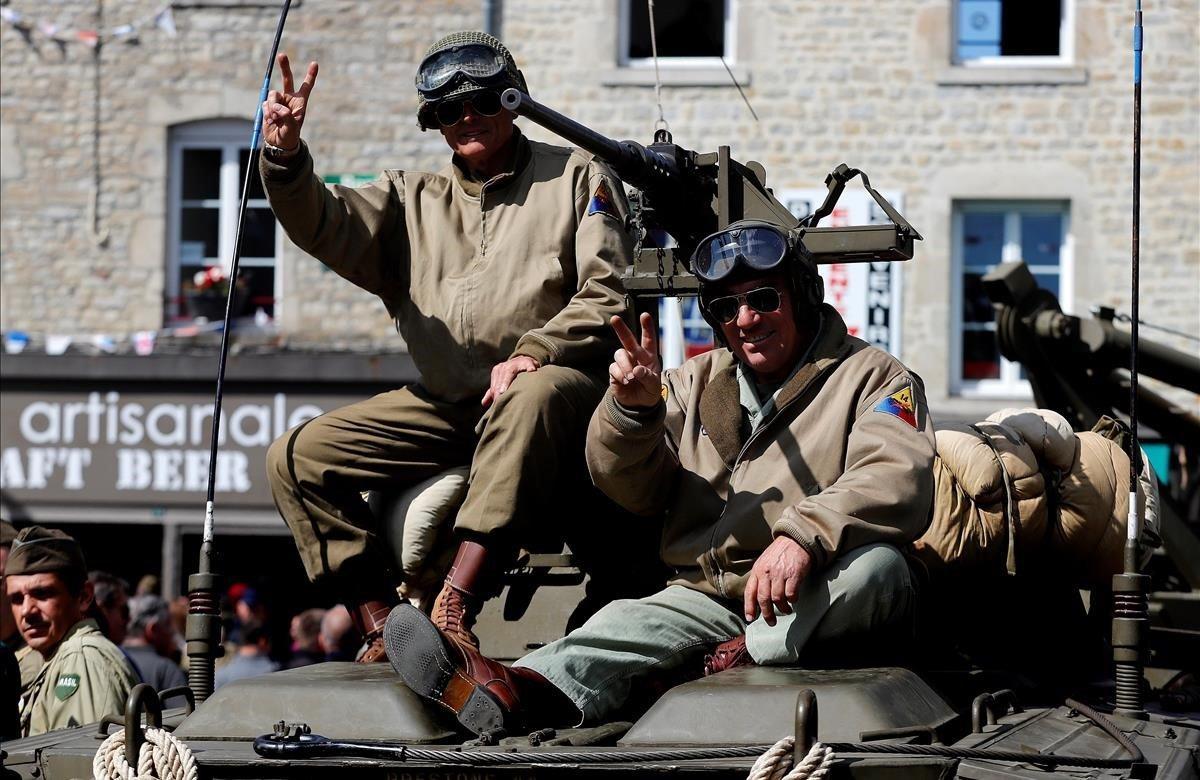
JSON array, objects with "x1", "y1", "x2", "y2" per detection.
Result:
[{"x1": 500, "y1": 89, "x2": 922, "y2": 301}]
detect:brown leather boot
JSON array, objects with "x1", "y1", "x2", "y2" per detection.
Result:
[
  {"x1": 703, "y1": 635, "x2": 755, "y2": 676},
  {"x1": 430, "y1": 540, "x2": 495, "y2": 651},
  {"x1": 385, "y1": 603, "x2": 578, "y2": 736},
  {"x1": 349, "y1": 597, "x2": 399, "y2": 663}
]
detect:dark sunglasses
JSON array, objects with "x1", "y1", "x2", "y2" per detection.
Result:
[
  {"x1": 434, "y1": 90, "x2": 503, "y2": 127},
  {"x1": 703, "y1": 286, "x2": 783, "y2": 324}
]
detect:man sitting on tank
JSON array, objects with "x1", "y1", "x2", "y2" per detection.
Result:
[
  {"x1": 386, "y1": 220, "x2": 936, "y2": 734},
  {"x1": 259, "y1": 31, "x2": 663, "y2": 662}
]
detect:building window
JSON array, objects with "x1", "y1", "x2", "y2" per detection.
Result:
[
  {"x1": 952, "y1": 201, "x2": 1072, "y2": 397},
  {"x1": 166, "y1": 120, "x2": 278, "y2": 324},
  {"x1": 620, "y1": 0, "x2": 733, "y2": 65},
  {"x1": 954, "y1": 0, "x2": 1073, "y2": 65}
]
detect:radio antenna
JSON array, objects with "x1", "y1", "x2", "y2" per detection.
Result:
[
  {"x1": 1111, "y1": 0, "x2": 1148, "y2": 718},
  {"x1": 186, "y1": 0, "x2": 294, "y2": 705}
]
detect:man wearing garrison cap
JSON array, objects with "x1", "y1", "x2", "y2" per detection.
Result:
[{"x1": 4, "y1": 525, "x2": 136, "y2": 736}]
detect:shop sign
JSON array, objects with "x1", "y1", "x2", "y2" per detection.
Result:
[
  {"x1": 777, "y1": 188, "x2": 905, "y2": 355},
  {"x1": 1, "y1": 390, "x2": 352, "y2": 507}
]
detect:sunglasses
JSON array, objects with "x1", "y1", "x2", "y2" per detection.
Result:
[
  {"x1": 703, "y1": 286, "x2": 783, "y2": 324},
  {"x1": 435, "y1": 90, "x2": 504, "y2": 127}
]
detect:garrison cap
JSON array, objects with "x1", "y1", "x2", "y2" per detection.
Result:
[
  {"x1": 1, "y1": 519, "x2": 16, "y2": 547},
  {"x1": 5, "y1": 525, "x2": 87, "y2": 578}
]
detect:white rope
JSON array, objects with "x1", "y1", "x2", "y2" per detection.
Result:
[
  {"x1": 746, "y1": 738, "x2": 834, "y2": 780},
  {"x1": 93, "y1": 727, "x2": 199, "y2": 780}
]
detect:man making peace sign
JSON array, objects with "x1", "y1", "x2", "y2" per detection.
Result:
[
  {"x1": 387, "y1": 220, "x2": 936, "y2": 734},
  {"x1": 260, "y1": 31, "x2": 663, "y2": 662}
]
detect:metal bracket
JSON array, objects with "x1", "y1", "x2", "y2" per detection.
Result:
[
  {"x1": 971, "y1": 689, "x2": 1022, "y2": 733},
  {"x1": 794, "y1": 688, "x2": 819, "y2": 763},
  {"x1": 124, "y1": 683, "x2": 163, "y2": 765}
]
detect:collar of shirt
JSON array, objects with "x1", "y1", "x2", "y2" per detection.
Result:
[{"x1": 450, "y1": 128, "x2": 532, "y2": 198}]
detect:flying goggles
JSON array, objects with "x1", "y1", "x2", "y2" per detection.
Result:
[
  {"x1": 689, "y1": 222, "x2": 801, "y2": 283},
  {"x1": 416, "y1": 44, "x2": 513, "y2": 99}
]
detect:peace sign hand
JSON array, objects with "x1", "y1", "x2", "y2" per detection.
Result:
[
  {"x1": 608, "y1": 313, "x2": 662, "y2": 409},
  {"x1": 262, "y1": 53, "x2": 319, "y2": 152}
]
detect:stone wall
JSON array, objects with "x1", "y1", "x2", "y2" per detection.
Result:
[{"x1": 2, "y1": 0, "x2": 1196, "y2": 406}]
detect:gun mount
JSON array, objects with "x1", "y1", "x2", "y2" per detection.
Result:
[
  {"x1": 500, "y1": 89, "x2": 922, "y2": 300},
  {"x1": 983, "y1": 260, "x2": 1200, "y2": 446}
]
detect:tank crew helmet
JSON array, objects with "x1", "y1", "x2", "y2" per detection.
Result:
[
  {"x1": 416, "y1": 31, "x2": 528, "y2": 131},
  {"x1": 691, "y1": 220, "x2": 824, "y2": 341}
]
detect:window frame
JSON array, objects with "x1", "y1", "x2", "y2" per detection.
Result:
[
  {"x1": 952, "y1": 0, "x2": 1075, "y2": 68},
  {"x1": 950, "y1": 200, "x2": 1074, "y2": 398},
  {"x1": 165, "y1": 119, "x2": 281, "y2": 323},
  {"x1": 617, "y1": 0, "x2": 736, "y2": 69}
]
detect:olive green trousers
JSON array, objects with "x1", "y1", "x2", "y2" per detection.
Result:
[{"x1": 267, "y1": 366, "x2": 642, "y2": 601}]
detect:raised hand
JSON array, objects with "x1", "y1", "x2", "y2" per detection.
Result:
[
  {"x1": 608, "y1": 313, "x2": 662, "y2": 408},
  {"x1": 262, "y1": 53, "x2": 319, "y2": 152}
]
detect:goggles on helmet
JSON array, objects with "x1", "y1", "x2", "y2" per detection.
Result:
[
  {"x1": 416, "y1": 44, "x2": 510, "y2": 99},
  {"x1": 690, "y1": 223, "x2": 792, "y2": 283}
]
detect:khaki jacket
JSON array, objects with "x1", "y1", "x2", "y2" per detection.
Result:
[
  {"x1": 586, "y1": 306, "x2": 936, "y2": 600},
  {"x1": 261, "y1": 131, "x2": 633, "y2": 402},
  {"x1": 5, "y1": 632, "x2": 44, "y2": 693},
  {"x1": 20, "y1": 619, "x2": 136, "y2": 736}
]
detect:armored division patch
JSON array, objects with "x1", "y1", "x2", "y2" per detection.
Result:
[
  {"x1": 54, "y1": 673, "x2": 80, "y2": 701},
  {"x1": 874, "y1": 384, "x2": 917, "y2": 429},
  {"x1": 587, "y1": 179, "x2": 621, "y2": 222}
]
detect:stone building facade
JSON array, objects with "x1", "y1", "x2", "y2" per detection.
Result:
[{"x1": 2, "y1": 0, "x2": 1197, "y2": 409}]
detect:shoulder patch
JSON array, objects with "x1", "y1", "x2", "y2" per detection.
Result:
[
  {"x1": 874, "y1": 384, "x2": 917, "y2": 429},
  {"x1": 587, "y1": 179, "x2": 621, "y2": 223},
  {"x1": 54, "y1": 673, "x2": 80, "y2": 701},
  {"x1": 661, "y1": 384, "x2": 669, "y2": 401}
]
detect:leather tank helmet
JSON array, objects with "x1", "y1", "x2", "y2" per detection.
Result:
[
  {"x1": 691, "y1": 220, "x2": 824, "y2": 346},
  {"x1": 415, "y1": 31, "x2": 529, "y2": 131}
]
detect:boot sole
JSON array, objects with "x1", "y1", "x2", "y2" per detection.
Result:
[{"x1": 384, "y1": 603, "x2": 508, "y2": 736}]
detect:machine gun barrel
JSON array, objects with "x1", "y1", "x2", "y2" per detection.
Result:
[{"x1": 500, "y1": 88, "x2": 687, "y2": 195}]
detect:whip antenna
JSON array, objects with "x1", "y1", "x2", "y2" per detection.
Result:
[
  {"x1": 1111, "y1": 0, "x2": 1148, "y2": 718},
  {"x1": 1126, "y1": 0, "x2": 1143, "y2": 561},
  {"x1": 186, "y1": 0, "x2": 294, "y2": 704}
]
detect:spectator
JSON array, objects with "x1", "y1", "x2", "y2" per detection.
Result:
[
  {"x1": 2, "y1": 520, "x2": 43, "y2": 693},
  {"x1": 214, "y1": 622, "x2": 278, "y2": 689},
  {"x1": 7, "y1": 526, "x2": 137, "y2": 736},
  {"x1": 285, "y1": 608, "x2": 326, "y2": 669},
  {"x1": 321, "y1": 605, "x2": 359, "y2": 663},
  {"x1": 124, "y1": 595, "x2": 188, "y2": 707},
  {"x1": 135, "y1": 574, "x2": 160, "y2": 597},
  {"x1": 88, "y1": 571, "x2": 131, "y2": 645},
  {"x1": 225, "y1": 583, "x2": 268, "y2": 646}
]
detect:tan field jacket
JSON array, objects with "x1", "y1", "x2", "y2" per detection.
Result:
[
  {"x1": 20, "y1": 619, "x2": 136, "y2": 736},
  {"x1": 261, "y1": 130, "x2": 632, "y2": 401},
  {"x1": 586, "y1": 307, "x2": 936, "y2": 600}
]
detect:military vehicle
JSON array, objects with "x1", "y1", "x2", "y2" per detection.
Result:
[{"x1": 5, "y1": 75, "x2": 1198, "y2": 780}]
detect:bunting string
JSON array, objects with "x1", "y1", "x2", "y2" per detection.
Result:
[{"x1": 0, "y1": 3, "x2": 177, "y2": 48}]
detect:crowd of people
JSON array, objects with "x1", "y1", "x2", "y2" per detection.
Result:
[{"x1": 1, "y1": 519, "x2": 360, "y2": 739}]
